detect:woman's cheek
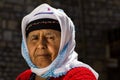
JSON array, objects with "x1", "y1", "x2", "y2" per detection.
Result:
[{"x1": 28, "y1": 45, "x2": 35, "y2": 57}]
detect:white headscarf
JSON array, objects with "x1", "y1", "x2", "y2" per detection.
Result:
[{"x1": 21, "y1": 3, "x2": 99, "y2": 79}]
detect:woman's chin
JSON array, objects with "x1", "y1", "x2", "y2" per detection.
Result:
[
  {"x1": 34, "y1": 60, "x2": 52, "y2": 68},
  {"x1": 36, "y1": 63, "x2": 51, "y2": 68}
]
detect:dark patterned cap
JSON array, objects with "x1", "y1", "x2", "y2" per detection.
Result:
[{"x1": 25, "y1": 18, "x2": 61, "y2": 37}]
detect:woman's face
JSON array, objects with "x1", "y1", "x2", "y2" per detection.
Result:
[{"x1": 27, "y1": 29, "x2": 61, "y2": 68}]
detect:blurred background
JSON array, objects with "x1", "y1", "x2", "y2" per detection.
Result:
[{"x1": 0, "y1": 0, "x2": 120, "y2": 80}]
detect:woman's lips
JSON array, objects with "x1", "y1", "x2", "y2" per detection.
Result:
[{"x1": 35, "y1": 53, "x2": 50, "y2": 57}]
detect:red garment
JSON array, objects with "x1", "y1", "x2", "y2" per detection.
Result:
[{"x1": 16, "y1": 67, "x2": 96, "y2": 80}]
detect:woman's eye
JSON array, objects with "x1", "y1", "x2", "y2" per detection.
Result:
[
  {"x1": 45, "y1": 32, "x2": 55, "y2": 40},
  {"x1": 46, "y1": 36, "x2": 54, "y2": 40},
  {"x1": 31, "y1": 35, "x2": 39, "y2": 40}
]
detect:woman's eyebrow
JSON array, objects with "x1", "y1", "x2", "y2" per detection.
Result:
[
  {"x1": 45, "y1": 32, "x2": 55, "y2": 35},
  {"x1": 28, "y1": 34, "x2": 39, "y2": 39}
]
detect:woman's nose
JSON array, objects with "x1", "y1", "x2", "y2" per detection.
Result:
[{"x1": 37, "y1": 37, "x2": 47, "y2": 49}]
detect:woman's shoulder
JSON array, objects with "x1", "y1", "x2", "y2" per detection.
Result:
[
  {"x1": 16, "y1": 69, "x2": 32, "y2": 80},
  {"x1": 64, "y1": 67, "x2": 96, "y2": 80}
]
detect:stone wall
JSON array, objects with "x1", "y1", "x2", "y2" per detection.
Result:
[{"x1": 0, "y1": 0, "x2": 120, "y2": 80}]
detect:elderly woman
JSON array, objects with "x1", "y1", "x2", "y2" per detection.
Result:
[{"x1": 16, "y1": 3, "x2": 99, "y2": 80}]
